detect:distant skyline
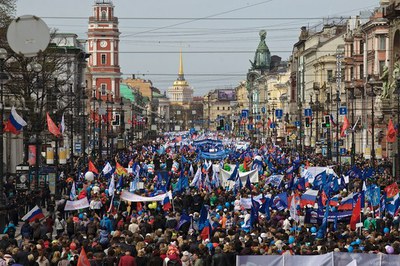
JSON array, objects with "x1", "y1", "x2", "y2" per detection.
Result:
[{"x1": 15, "y1": 0, "x2": 379, "y2": 96}]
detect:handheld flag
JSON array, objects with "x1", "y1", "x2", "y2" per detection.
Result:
[
  {"x1": 115, "y1": 161, "x2": 128, "y2": 176},
  {"x1": 102, "y1": 162, "x2": 113, "y2": 175},
  {"x1": 59, "y1": 113, "x2": 65, "y2": 134},
  {"x1": 4, "y1": 106, "x2": 27, "y2": 134},
  {"x1": 341, "y1": 116, "x2": 350, "y2": 137},
  {"x1": 350, "y1": 196, "x2": 361, "y2": 231},
  {"x1": 387, "y1": 119, "x2": 396, "y2": 143},
  {"x1": 77, "y1": 247, "x2": 90, "y2": 266},
  {"x1": 46, "y1": 112, "x2": 61, "y2": 136},
  {"x1": 70, "y1": 181, "x2": 76, "y2": 200},
  {"x1": 108, "y1": 175, "x2": 115, "y2": 197},
  {"x1": 88, "y1": 160, "x2": 99, "y2": 175},
  {"x1": 21, "y1": 205, "x2": 44, "y2": 222}
]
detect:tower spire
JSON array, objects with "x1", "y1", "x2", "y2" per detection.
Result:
[{"x1": 178, "y1": 50, "x2": 184, "y2": 81}]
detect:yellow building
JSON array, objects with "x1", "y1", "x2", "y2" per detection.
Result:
[
  {"x1": 122, "y1": 76, "x2": 157, "y2": 101},
  {"x1": 166, "y1": 51, "x2": 194, "y2": 105}
]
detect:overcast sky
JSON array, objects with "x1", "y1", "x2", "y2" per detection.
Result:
[{"x1": 15, "y1": 0, "x2": 379, "y2": 96}]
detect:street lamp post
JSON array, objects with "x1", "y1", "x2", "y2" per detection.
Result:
[
  {"x1": 69, "y1": 84, "x2": 74, "y2": 171},
  {"x1": 335, "y1": 90, "x2": 341, "y2": 166},
  {"x1": 350, "y1": 82, "x2": 356, "y2": 165},
  {"x1": 396, "y1": 76, "x2": 400, "y2": 180},
  {"x1": 326, "y1": 92, "x2": 332, "y2": 160},
  {"x1": 97, "y1": 97, "x2": 103, "y2": 160},
  {"x1": 309, "y1": 94, "x2": 314, "y2": 148},
  {"x1": 0, "y1": 48, "x2": 9, "y2": 232},
  {"x1": 368, "y1": 77, "x2": 376, "y2": 167},
  {"x1": 91, "y1": 89, "x2": 97, "y2": 157},
  {"x1": 298, "y1": 101, "x2": 303, "y2": 153}
]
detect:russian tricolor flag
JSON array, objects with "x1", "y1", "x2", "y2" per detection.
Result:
[
  {"x1": 338, "y1": 193, "x2": 354, "y2": 210},
  {"x1": 21, "y1": 205, "x2": 44, "y2": 222},
  {"x1": 300, "y1": 189, "x2": 318, "y2": 208},
  {"x1": 4, "y1": 106, "x2": 27, "y2": 134},
  {"x1": 162, "y1": 191, "x2": 172, "y2": 211}
]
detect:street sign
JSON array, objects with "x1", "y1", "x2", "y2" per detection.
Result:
[
  {"x1": 339, "y1": 107, "x2": 347, "y2": 115},
  {"x1": 256, "y1": 115, "x2": 261, "y2": 120},
  {"x1": 275, "y1": 109, "x2": 283, "y2": 119},
  {"x1": 247, "y1": 124, "x2": 254, "y2": 130},
  {"x1": 261, "y1": 107, "x2": 266, "y2": 114},
  {"x1": 304, "y1": 108, "x2": 313, "y2": 117},
  {"x1": 294, "y1": 121, "x2": 301, "y2": 127},
  {"x1": 340, "y1": 148, "x2": 347, "y2": 155},
  {"x1": 270, "y1": 123, "x2": 276, "y2": 129},
  {"x1": 75, "y1": 143, "x2": 81, "y2": 152},
  {"x1": 241, "y1": 109, "x2": 249, "y2": 118}
]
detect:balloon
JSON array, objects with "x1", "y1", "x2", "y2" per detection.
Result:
[
  {"x1": 310, "y1": 227, "x2": 317, "y2": 233},
  {"x1": 69, "y1": 242, "x2": 77, "y2": 251},
  {"x1": 207, "y1": 243, "x2": 213, "y2": 250},
  {"x1": 148, "y1": 202, "x2": 157, "y2": 209},
  {"x1": 356, "y1": 239, "x2": 361, "y2": 245},
  {"x1": 225, "y1": 202, "x2": 230, "y2": 208},
  {"x1": 78, "y1": 213, "x2": 83, "y2": 220},
  {"x1": 347, "y1": 246, "x2": 353, "y2": 253},
  {"x1": 216, "y1": 214, "x2": 220, "y2": 219},
  {"x1": 85, "y1": 171, "x2": 94, "y2": 182},
  {"x1": 288, "y1": 236, "x2": 295, "y2": 244},
  {"x1": 217, "y1": 205, "x2": 223, "y2": 211},
  {"x1": 384, "y1": 227, "x2": 390, "y2": 234},
  {"x1": 386, "y1": 245, "x2": 394, "y2": 254}
]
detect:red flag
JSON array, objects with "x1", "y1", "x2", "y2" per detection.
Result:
[
  {"x1": 77, "y1": 247, "x2": 90, "y2": 266},
  {"x1": 341, "y1": 116, "x2": 350, "y2": 137},
  {"x1": 350, "y1": 196, "x2": 361, "y2": 231},
  {"x1": 387, "y1": 119, "x2": 396, "y2": 143},
  {"x1": 46, "y1": 112, "x2": 61, "y2": 137},
  {"x1": 384, "y1": 182, "x2": 399, "y2": 199},
  {"x1": 321, "y1": 191, "x2": 328, "y2": 206},
  {"x1": 267, "y1": 118, "x2": 272, "y2": 128},
  {"x1": 200, "y1": 224, "x2": 211, "y2": 240},
  {"x1": 88, "y1": 160, "x2": 99, "y2": 175}
]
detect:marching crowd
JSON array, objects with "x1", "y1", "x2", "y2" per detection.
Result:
[{"x1": 0, "y1": 136, "x2": 399, "y2": 266}]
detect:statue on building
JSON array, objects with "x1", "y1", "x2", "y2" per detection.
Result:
[
  {"x1": 380, "y1": 65, "x2": 390, "y2": 99},
  {"x1": 389, "y1": 60, "x2": 400, "y2": 98},
  {"x1": 250, "y1": 30, "x2": 271, "y2": 72}
]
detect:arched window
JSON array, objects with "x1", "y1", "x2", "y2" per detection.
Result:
[{"x1": 101, "y1": 10, "x2": 107, "y2": 20}]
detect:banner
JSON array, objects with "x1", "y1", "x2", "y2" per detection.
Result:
[
  {"x1": 120, "y1": 190, "x2": 172, "y2": 202},
  {"x1": 28, "y1": 145, "x2": 36, "y2": 166},
  {"x1": 237, "y1": 252, "x2": 398, "y2": 266},
  {"x1": 59, "y1": 147, "x2": 67, "y2": 164},
  {"x1": 64, "y1": 197, "x2": 90, "y2": 211},
  {"x1": 46, "y1": 147, "x2": 54, "y2": 164},
  {"x1": 239, "y1": 169, "x2": 259, "y2": 183}
]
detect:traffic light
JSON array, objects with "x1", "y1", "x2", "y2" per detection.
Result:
[
  {"x1": 112, "y1": 114, "x2": 120, "y2": 126},
  {"x1": 321, "y1": 115, "x2": 331, "y2": 128},
  {"x1": 305, "y1": 117, "x2": 310, "y2": 127}
]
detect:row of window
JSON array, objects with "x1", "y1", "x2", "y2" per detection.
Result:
[{"x1": 216, "y1": 106, "x2": 230, "y2": 111}]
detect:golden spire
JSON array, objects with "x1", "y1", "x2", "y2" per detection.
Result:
[
  {"x1": 173, "y1": 50, "x2": 188, "y2": 86},
  {"x1": 178, "y1": 50, "x2": 184, "y2": 79}
]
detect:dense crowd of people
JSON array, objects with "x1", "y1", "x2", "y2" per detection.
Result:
[{"x1": 0, "y1": 135, "x2": 399, "y2": 265}]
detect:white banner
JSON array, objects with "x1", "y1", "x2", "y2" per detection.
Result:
[
  {"x1": 64, "y1": 197, "x2": 90, "y2": 211},
  {"x1": 239, "y1": 169, "x2": 259, "y2": 183},
  {"x1": 120, "y1": 190, "x2": 172, "y2": 202},
  {"x1": 236, "y1": 252, "x2": 397, "y2": 266}
]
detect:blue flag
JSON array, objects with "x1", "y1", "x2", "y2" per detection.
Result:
[
  {"x1": 316, "y1": 199, "x2": 330, "y2": 239},
  {"x1": 198, "y1": 205, "x2": 209, "y2": 230},
  {"x1": 176, "y1": 213, "x2": 191, "y2": 230}
]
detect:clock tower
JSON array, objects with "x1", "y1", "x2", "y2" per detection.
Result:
[{"x1": 87, "y1": 0, "x2": 121, "y2": 102}]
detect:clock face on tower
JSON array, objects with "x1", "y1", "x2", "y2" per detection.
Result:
[{"x1": 100, "y1": 40, "x2": 108, "y2": 48}]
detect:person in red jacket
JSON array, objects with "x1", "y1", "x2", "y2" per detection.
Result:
[{"x1": 118, "y1": 250, "x2": 137, "y2": 266}]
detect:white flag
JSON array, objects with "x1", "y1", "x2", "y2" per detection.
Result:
[
  {"x1": 108, "y1": 175, "x2": 115, "y2": 197},
  {"x1": 70, "y1": 181, "x2": 76, "y2": 200},
  {"x1": 60, "y1": 113, "x2": 65, "y2": 134},
  {"x1": 102, "y1": 162, "x2": 113, "y2": 175},
  {"x1": 290, "y1": 195, "x2": 299, "y2": 222}
]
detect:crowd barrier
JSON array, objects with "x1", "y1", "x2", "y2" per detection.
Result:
[{"x1": 236, "y1": 252, "x2": 400, "y2": 266}]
